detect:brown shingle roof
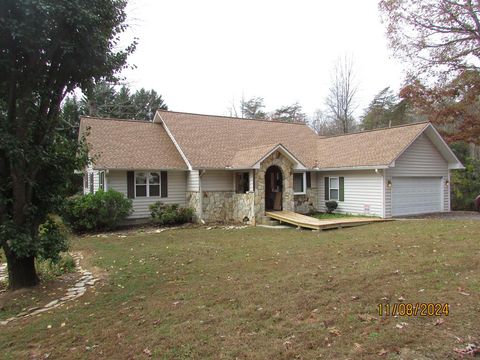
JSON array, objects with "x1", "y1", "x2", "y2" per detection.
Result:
[
  {"x1": 81, "y1": 111, "x2": 436, "y2": 171},
  {"x1": 157, "y1": 111, "x2": 320, "y2": 168},
  {"x1": 315, "y1": 122, "x2": 430, "y2": 169},
  {"x1": 79, "y1": 117, "x2": 188, "y2": 170}
]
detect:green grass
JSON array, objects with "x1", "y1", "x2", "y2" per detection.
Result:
[{"x1": 0, "y1": 220, "x2": 479, "y2": 359}]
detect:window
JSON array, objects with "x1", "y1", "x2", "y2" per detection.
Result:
[
  {"x1": 89, "y1": 173, "x2": 94, "y2": 194},
  {"x1": 135, "y1": 172, "x2": 160, "y2": 197},
  {"x1": 329, "y1": 177, "x2": 339, "y2": 200},
  {"x1": 84, "y1": 173, "x2": 88, "y2": 189},
  {"x1": 293, "y1": 173, "x2": 306, "y2": 194},
  {"x1": 306, "y1": 172, "x2": 311, "y2": 189},
  {"x1": 149, "y1": 172, "x2": 160, "y2": 196},
  {"x1": 99, "y1": 171, "x2": 105, "y2": 191},
  {"x1": 235, "y1": 172, "x2": 249, "y2": 194}
]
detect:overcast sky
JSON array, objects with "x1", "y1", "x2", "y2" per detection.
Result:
[{"x1": 120, "y1": 0, "x2": 406, "y2": 119}]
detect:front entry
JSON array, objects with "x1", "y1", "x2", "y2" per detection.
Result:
[{"x1": 265, "y1": 165, "x2": 283, "y2": 211}]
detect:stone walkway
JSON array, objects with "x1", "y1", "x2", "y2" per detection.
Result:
[
  {"x1": 0, "y1": 252, "x2": 98, "y2": 326},
  {"x1": 0, "y1": 263, "x2": 7, "y2": 283}
]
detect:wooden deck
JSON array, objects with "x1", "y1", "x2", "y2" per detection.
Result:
[{"x1": 265, "y1": 210, "x2": 391, "y2": 230}]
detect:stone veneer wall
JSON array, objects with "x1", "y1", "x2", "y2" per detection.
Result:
[
  {"x1": 254, "y1": 151, "x2": 294, "y2": 224},
  {"x1": 294, "y1": 188, "x2": 318, "y2": 214},
  {"x1": 186, "y1": 191, "x2": 201, "y2": 222},
  {"x1": 198, "y1": 191, "x2": 255, "y2": 223}
]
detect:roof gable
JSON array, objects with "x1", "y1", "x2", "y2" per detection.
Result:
[
  {"x1": 80, "y1": 117, "x2": 188, "y2": 170},
  {"x1": 156, "y1": 110, "x2": 319, "y2": 169}
]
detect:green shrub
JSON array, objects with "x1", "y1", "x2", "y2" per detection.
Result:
[
  {"x1": 63, "y1": 190, "x2": 132, "y2": 232},
  {"x1": 325, "y1": 200, "x2": 338, "y2": 214},
  {"x1": 37, "y1": 216, "x2": 70, "y2": 262},
  {"x1": 36, "y1": 253, "x2": 76, "y2": 281},
  {"x1": 149, "y1": 202, "x2": 194, "y2": 226}
]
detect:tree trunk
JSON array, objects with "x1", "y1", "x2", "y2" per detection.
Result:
[{"x1": 5, "y1": 252, "x2": 39, "y2": 289}]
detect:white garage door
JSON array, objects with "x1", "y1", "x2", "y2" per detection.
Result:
[{"x1": 392, "y1": 177, "x2": 442, "y2": 216}]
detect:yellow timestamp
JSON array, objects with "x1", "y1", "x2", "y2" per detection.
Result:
[{"x1": 378, "y1": 303, "x2": 449, "y2": 317}]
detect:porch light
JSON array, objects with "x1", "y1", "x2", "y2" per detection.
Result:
[
  {"x1": 445, "y1": 179, "x2": 450, "y2": 186},
  {"x1": 387, "y1": 180, "x2": 392, "y2": 188}
]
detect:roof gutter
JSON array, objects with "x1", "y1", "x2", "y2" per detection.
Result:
[{"x1": 313, "y1": 165, "x2": 390, "y2": 172}]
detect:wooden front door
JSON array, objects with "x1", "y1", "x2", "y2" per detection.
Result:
[{"x1": 265, "y1": 166, "x2": 283, "y2": 211}]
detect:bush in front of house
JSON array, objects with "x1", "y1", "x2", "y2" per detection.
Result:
[
  {"x1": 63, "y1": 190, "x2": 132, "y2": 232},
  {"x1": 149, "y1": 202, "x2": 194, "y2": 226},
  {"x1": 325, "y1": 200, "x2": 338, "y2": 214}
]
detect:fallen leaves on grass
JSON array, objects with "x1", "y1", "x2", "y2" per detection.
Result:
[
  {"x1": 358, "y1": 314, "x2": 376, "y2": 322},
  {"x1": 378, "y1": 348, "x2": 388, "y2": 356},
  {"x1": 453, "y1": 343, "x2": 479, "y2": 357},
  {"x1": 328, "y1": 327, "x2": 341, "y2": 336},
  {"x1": 143, "y1": 348, "x2": 152, "y2": 357},
  {"x1": 457, "y1": 287, "x2": 471, "y2": 296}
]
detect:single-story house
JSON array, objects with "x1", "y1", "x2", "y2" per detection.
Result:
[{"x1": 79, "y1": 110, "x2": 463, "y2": 224}]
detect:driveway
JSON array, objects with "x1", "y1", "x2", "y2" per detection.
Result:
[{"x1": 398, "y1": 211, "x2": 480, "y2": 220}]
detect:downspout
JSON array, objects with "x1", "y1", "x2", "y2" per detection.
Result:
[
  {"x1": 251, "y1": 169, "x2": 256, "y2": 226},
  {"x1": 199, "y1": 170, "x2": 206, "y2": 223}
]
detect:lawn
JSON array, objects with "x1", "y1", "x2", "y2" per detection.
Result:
[{"x1": 0, "y1": 220, "x2": 479, "y2": 359}]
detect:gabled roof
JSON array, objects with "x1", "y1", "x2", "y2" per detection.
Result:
[
  {"x1": 80, "y1": 111, "x2": 463, "y2": 172},
  {"x1": 155, "y1": 110, "x2": 320, "y2": 169},
  {"x1": 316, "y1": 122, "x2": 430, "y2": 169},
  {"x1": 315, "y1": 122, "x2": 463, "y2": 170},
  {"x1": 79, "y1": 117, "x2": 188, "y2": 170},
  {"x1": 230, "y1": 143, "x2": 307, "y2": 169}
]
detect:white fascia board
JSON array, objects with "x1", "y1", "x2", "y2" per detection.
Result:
[
  {"x1": 156, "y1": 113, "x2": 193, "y2": 171},
  {"x1": 252, "y1": 144, "x2": 307, "y2": 169},
  {"x1": 424, "y1": 125, "x2": 465, "y2": 169}
]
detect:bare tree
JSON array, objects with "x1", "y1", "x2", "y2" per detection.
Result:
[
  {"x1": 379, "y1": 0, "x2": 480, "y2": 78},
  {"x1": 325, "y1": 55, "x2": 358, "y2": 133},
  {"x1": 310, "y1": 109, "x2": 340, "y2": 135}
]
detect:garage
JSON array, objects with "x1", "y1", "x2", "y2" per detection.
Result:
[{"x1": 391, "y1": 177, "x2": 442, "y2": 216}]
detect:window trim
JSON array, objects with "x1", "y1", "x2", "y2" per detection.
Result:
[
  {"x1": 293, "y1": 172, "x2": 307, "y2": 195},
  {"x1": 134, "y1": 171, "x2": 161, "y2": 198},
  {"x1": 329, "y1": 176, "x2": 339, "y2": 201}
]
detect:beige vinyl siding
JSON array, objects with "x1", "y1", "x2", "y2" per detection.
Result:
[
  {"x1": 384, "y1": 171, "x2": 392, "y2": 218},
  {"x1": 385, "y1": 133, "x2": 450, "y2": 214},
  {"x1": 201, "y1": 170, "x2": 234, "y2": 191},
  {"x1": 317, "y1": 170, "x2": 384, "y2": 217},
  {"x1": 108, "y1": 170, "x2": 187, "y2": 219},
  {"x1": 387, "y1": 134, "x2": 448, "y2": 177},
  {"x1": 187, "y1": 170, "x2": 200, "y2": 191}
]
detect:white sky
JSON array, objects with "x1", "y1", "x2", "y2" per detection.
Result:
[{"x1": 120, "y1": 0, "x2": 406, "y2": 119}]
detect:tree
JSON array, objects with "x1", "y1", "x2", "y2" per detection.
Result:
[
  {"x1": 310, "y1": 110, "x2": 339, "y2": 135},
  {"x1": 271, "y1": 102, "x2": 307, "y2": 123},
  {"x1": 325, "y1": 56, "x2": 358, "y2": 133},
  {"x1": 80, "y1": 81, "x2": 167, "y2": 119},
  {"x1": 361, "y1": 87, "x2": 420, "y2": 130},
  {"x1": 131, "y1": 88, "x2": 167, "y2": 120},
  {"x1": 241, "y1": 97, "x2": 268, "y2": 119},
  {"x1": 0, "y1": 0, "x2": 135, "y2": 289},
  {"x1": 400, "y1": 70, "x2": 480, "y2": 145},
  {"x1": 379, "y1": 0, "x2": 480, "y2": 78},
  {"x1": 227, "y1": 96, "x2": 267, "y2": 119}
]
